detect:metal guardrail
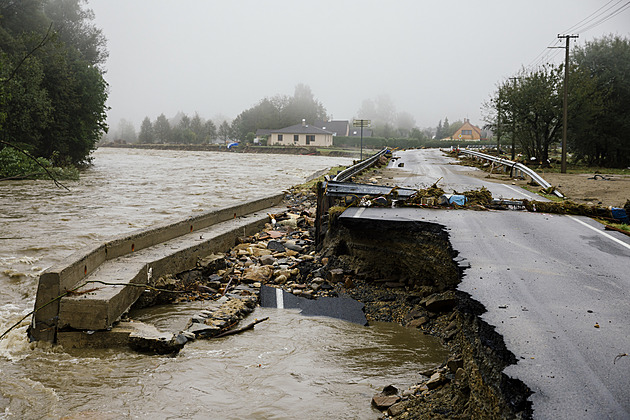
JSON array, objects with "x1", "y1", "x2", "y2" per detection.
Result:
[
  {"x1": 333, "y1": 147, "x2": 389, "y2": 182},
  {"x1": 460, "y1": 149, "x2": 564, "y2": 198},
  {"x1": 325, "y1": 180, "x2": 417, "y2": 199}
]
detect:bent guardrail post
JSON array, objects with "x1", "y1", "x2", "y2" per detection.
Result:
[{"x1": 459, "y1": 150, "x2": 564, "y2": 198}]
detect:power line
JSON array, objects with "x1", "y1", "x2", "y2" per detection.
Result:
[
  {"x1": 574, "y1": 1, "x2": 630, "y2": 34},
  {"x1": 560, "y1": 0, "x2": 621, "y2": 34},
  {"x1": 526, "y1": 39, "x2": 562, "y2": 69},
  {"x1": 525, "y1": 1, "x2": 630, "y2": 70}
]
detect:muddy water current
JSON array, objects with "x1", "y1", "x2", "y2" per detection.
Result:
[{"x1": 0, "y1": 148, "x2": 447, "y2": 419}]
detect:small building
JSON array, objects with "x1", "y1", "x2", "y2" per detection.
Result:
[
  {"x1": 448, "y1": 119, "x2": 482, "y2": 141},
  {"x1": 268, "y1": 120, "x2": 333, "y2": 147}
]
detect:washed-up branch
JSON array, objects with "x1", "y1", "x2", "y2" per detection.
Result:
[{"x1": 213, "y1": 317, "x2": 269, "y2": 338}]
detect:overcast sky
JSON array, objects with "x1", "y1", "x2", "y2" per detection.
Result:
[{"x1": 89, "y1": 0, "x2": 630, "y2": 131}]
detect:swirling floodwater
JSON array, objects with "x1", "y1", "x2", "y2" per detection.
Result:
[{"x1": 0, "y1": 148, "x2": 447, "y2": 419}]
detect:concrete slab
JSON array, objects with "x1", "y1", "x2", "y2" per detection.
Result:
[
  {"x1": 260, "y1": 285, "x2": 368, "y2": 325},
  {"x1": 57, "y1": 320, "x2": 170, "y2": 349},
  {"x1": 57, "y1": 206, "x2": 284, "y2": 331},
  {"x1": 30, "y1": 193, "x2": 284, "y2": 342}
]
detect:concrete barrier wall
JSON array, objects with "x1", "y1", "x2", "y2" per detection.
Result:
[
  {"x1": 30, "y1": 193, "x2": 284, "y2": 342},
  {"x1": 105, "y1": 193, "x2": 284, "y2": 259}
]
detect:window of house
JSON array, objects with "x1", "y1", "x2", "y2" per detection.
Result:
[
  {"x1": 462, "y1": 130, "x2": 472, "y2": 135},
  {"x1": 294, "y1": 135, "x2": 299, "y2": 143},
  {"x1": 306, "y1": 135, "x2": 315, "y2": 145},
  {"x1": 277, "y1": 134, "x2": 283, "y2": 142}
]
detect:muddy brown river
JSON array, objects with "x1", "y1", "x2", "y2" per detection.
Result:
[{"x1": 0, "y1": 148, "x2": 446, "y2": 419}]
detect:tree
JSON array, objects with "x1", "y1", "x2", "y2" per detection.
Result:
[
  {"x1": 410, "y1": 127, "x2": 429, "y2": 141},
  {"x1": 112, "y1": 118, "x2": 137, "y2": 143},
  {"x1": 218, "y1": 120, "x2": 231, "y2": 143},
  {"x1": 231, "y1": 97, "x2": 282, "y2": 140},
  {"x1": 190, "y1": 113, "x2": 204, "y2": 144},
  {"x1": 0, "y1": 0, "x2": 109, "y2": 166},
  {"x1": 281, "y1": 83, "x2": 328, "y2": 126},
  {"x1": 202, "y1": 120, "x2": 217, "y2": 143},
  {"x1": 395, "y1": 111, "x2": 416, "y2": 137},
  {"x1": 43, "y1": 0, "x2": 108, "y2": 67},
  {"x1": 153, "y1": 114, "x2": 171, "y2": 143},
  {"x1": 435, "y1": 120, "x2": 443, "y2": 139},
  {"x1": 569, "y1": 35, "x2": 630, "y2": 167},
  {"x1": 231, "y1": 84, "x2": 328, "y2": 140},
  {"x1": 357, "y1": 94, "x2": 397, "y2": 137},
  {"x1": 138, "y1": 117, "x2": 153, "y2": 143},
  {"x1": 487, "y1": 65, "x2": 562, "y2": 165}
]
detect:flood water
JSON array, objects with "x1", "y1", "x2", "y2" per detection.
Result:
[{"x1": 0, "y1": 148, "x2": 447, "y2": 419}]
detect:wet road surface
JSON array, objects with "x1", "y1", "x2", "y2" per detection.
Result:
[{"x1": 344, "y1": 149, "x2": 630, "y2": 419}]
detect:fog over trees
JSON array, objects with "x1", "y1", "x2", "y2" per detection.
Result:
[{"x1": 110, "y1": 84, "x2": 472, "y2": 145}]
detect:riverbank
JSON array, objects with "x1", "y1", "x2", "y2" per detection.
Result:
[{"x1": 99, "y1": 142, "x2": 365, "y2": 158}]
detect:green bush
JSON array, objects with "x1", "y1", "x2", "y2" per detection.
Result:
[{"x1": 0, "y1": 147, "x2": 79, "y2": 180}]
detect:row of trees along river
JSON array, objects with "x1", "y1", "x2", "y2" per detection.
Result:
[
  {"x1": 486, "y1": 35, "x2": 630, "y2": 168},
  {"x1": 2, "y1": 0, "x2": 629, "y2": 183}
]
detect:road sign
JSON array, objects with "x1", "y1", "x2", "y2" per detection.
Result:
[{"x1": 353, "y1": 119, "x2": 371, "y2": 127}]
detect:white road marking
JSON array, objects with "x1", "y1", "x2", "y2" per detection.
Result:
[
  {"x1": 568, "y1": 216, "x2": 630, "y2": 251},
  {"x1": 501, "y1": 184, "x2": 535, "y2": 199},
  {"x1": 275, "y1": 287, "x2": 284, "y2": 309},
  {"x1": 354, "y1": 207, "x2": 366, "y2": 218}
]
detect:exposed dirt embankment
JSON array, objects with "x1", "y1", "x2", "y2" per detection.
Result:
[{"x1": 323, "y1": 217, "x2": 532, "y2": 419}]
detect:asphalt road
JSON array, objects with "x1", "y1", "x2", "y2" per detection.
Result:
[
  {"x1": 345, "y1": 149, "x2": 630, "y2": 419},
  {"x1": 388, "y1": 148, "x2": 543, "y2": 201}
]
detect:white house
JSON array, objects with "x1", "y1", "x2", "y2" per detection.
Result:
[{"x1": 268, "y1": 120, "x2": 333, "y2": 147}]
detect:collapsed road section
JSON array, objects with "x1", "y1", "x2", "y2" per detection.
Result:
[
  {"x1": 335, "y1": 204, "x2": 630, "y2": 419},
  {"x1": 322, "y1": 211, "x2": 532, "y2": 419}
]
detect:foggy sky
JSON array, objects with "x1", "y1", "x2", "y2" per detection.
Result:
[{"x1": 89, "y1": 0, "x2": 630, "y2": 131}]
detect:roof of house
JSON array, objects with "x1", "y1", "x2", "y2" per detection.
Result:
[
  {"x1": 313, "y1": 120, "x2": 349, "y2": 136},
  {"x1": 271, "y1": 123, "x2": 333, "y2": 135},
  {"x1": 459, "y1": 120, "x2": 482, "y2": 136}
]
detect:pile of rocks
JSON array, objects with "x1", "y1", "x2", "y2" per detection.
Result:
[
  {"x1": 130, "y1": 188, "x2": 351, "y2": 353},
  {"x1": 371, "y1": 357, "x2": 467, "y2": 418}
]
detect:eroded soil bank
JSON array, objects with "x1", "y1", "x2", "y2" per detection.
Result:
[{"x1": 322, "y1": 216, "x2": 532, "y2": 419}]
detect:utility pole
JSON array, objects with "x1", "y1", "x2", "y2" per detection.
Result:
[
  {"x1": 509, "y1": 77, "x2": 519, "y2": 162},
  {"x1": 496, "y1": 94, "x2": 501, "y2": 154},
  {"x1": 557, "y1": 34, "x2": 578, "y2": 173}
]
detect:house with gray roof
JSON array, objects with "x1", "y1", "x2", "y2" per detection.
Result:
[{"x1": 268, "y1": 120, "x2": 333, "y2": 146}]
